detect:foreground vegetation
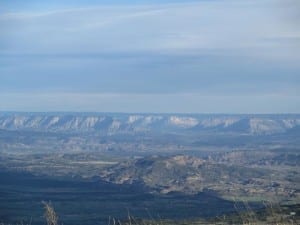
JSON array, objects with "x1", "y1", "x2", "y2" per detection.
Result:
[
  {"x1": 1, "y1": 202, "x2": 297, "y2": 225},
  {"x1": 50, "y1": 202, "x2": 299, "y2": 225}
]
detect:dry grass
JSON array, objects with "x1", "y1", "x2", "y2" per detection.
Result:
[
  {"x1": 42, "y1": 202, "x2": 58, "y2": 225},
  {"x1": 41, "y1": 202, "x2": 298, "y2": 225},
  {"x1": 1, "y1": 202, "x2": 297, "y2": 225},
  {"x1": 211, "y1": 201, "x2": 298, "y2": 225}
]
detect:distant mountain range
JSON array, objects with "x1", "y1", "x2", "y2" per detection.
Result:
[{"x1": 0, "y1": 112, "x2": 299, "y2": 135}]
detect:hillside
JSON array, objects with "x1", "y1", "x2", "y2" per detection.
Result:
[{"x1": 99, "y1": 154, "x2": 300, "y2": 202}]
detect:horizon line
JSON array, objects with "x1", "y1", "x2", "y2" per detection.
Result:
[{"x1": 1, "y1": 111, "x2": 299, "y2": 116}]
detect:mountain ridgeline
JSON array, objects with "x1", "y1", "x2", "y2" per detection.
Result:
[{"x1": 0, "y1": 113, "x2": 299, "y2": 135}]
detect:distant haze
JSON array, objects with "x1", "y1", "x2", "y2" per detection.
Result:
[{"x1": 0, "y1": 0, "x2": 299, "y2": 113}]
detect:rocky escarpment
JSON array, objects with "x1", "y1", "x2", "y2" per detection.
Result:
[{"x1": 0, "y1": 113, "x2": 299, "y2": 135}]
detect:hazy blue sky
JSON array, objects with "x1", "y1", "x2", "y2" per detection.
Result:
[{"x1": 0, "y1": 0, "x2": 299, "y2": 113}]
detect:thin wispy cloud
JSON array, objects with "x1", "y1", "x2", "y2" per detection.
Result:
[
  {"x1": 1, "y1": 1, "x2": 299, "y2": 56},
  {"x1": 0, "y1": 0, "x2": 299, "y2": 113}
]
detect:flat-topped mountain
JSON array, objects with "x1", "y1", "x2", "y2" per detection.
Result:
[{"x1": 0, "y1": 112, "x2": 299, "y2": 135}]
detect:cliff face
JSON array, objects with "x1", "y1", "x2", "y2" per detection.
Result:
[{"x1": 0, "y1": 113, "x2": 299, "y2": 135}]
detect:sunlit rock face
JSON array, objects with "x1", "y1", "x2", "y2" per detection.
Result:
[{"x1": 0, "y1": 113, "x2": 299, "y2": 135}]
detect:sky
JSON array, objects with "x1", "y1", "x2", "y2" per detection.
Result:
[{"x1": 0, "y1": 0, "x2": 299, "y2": 113}]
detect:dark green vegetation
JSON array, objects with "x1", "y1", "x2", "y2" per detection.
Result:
[{"x1": 0, "y1": 170, "x2": 241, "y2": 225}]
